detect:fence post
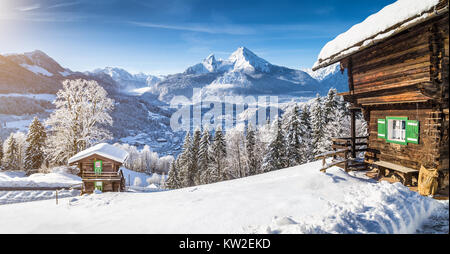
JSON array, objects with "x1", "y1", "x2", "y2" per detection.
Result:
[{"x1": 55, "y1": 189, "x2": 58, "y2": 205}]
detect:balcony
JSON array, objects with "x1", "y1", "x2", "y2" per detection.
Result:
[{"x1": 81, "y1": 171, "x2": 123, "y2": 181}]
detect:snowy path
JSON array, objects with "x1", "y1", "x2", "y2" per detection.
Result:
[
  {"x1": 416, "y1": 201, "x2": 449, "y2": 234},
  {"x1": 0, "y1": 161, "x2": 446, "y2": 234}
]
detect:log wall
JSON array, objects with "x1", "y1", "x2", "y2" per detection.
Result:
[
  {"x1": 345, "y1": 13, "x2": 449, "y2": 189},
  {"x1": 79, "y1": 154, "x2": 119, "y2": 173},
  {"x1": 365, "y1": 104, "x2": 440, "y2": 169},
  {"x1": 348, "y1": 15, "x2": 449, "y2": 106}
]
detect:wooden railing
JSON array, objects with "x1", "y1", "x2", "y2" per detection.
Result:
[
  {"x1": 315, "y1": 136, "x2": 369, "y2": 173},
  {"x1": 315, "y1": 148, "x2": 350, "y2": 173},
  {"x1": 82, "y1": 171, "x2": 121, "y2": 180},
  {"x1": 332, "y1": 136, "x2": 369, "y2": 158}
]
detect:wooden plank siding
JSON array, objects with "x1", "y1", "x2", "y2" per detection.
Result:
[
  {"x1": 71, "y1": 154, "x2": 124, "y2": 193},
  {"x1": 339, "y1": 12, "x2": 449, "y2": 189},
  {"x1": 78, "y1": 154, "x2": 120, "y2": 173},
  {"x1": 345, "y1": 15, "x2": 449, "y2": 106},
  {"x1": 365, "y1": 104, "x2": 441, "y2": 170}
]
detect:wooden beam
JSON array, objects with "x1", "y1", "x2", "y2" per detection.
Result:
[{"x1": 350, "y1": 108, "x2": 356, "y2": 158}]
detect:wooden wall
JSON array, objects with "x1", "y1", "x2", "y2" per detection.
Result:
[
  {"x1": 365, "y1": 104, "x2": 440, "y2": 170},
  {"x1": 346, "y1": 13, "x2": 449, "y2": 187},
  {"x1": 347, "y1": 14, "x2": 449, "y2": 106},
  {"x1": 78, "y1": 154, "x2": 119, "y2": 173}
]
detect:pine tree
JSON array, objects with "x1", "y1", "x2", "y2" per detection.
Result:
[
  {"x1": 210, "y1": 127, "x2": 227, "y2": 182},
  {"x1": 198, "y1": 128, "x2": 211, "y2": 184},
  {"x1": 225, "y1": 128, "x2": 245, "y2": 179},
  {"x1": 2, "y1": 133, "x2": 19, "y2": 171},
  {"x1": 262, "y1": 119, "x2": 286, "y2": 172},
  {"x1": 324, "y1": 94, "x2": 351, "y2": 150},
  {"x1": 285, "y1": 105, "x2": 302, "y2": 167},
  {"x1": 311, "y1": 94, "x2": 327, "y2": 156},
  {"x1": 246, "y1": 124, "x2": 258, "y2": 176},
  {"x1": 166, "y1": 161, "x2": 181, "y2": 189},
  {"x1": 190, "y1": 128, "x2": 201, "y2": 185},
  {"x1": 0, "y1": 137, "x2": 3, "y2": 168},
  {"x1": 160, "y1": 172, "x2": 166, "y2": 189},
  {"x1": 323, "y1": 88, "x2": 339, "y2": 125},
  {"x1": 24, "y1": 117, "x2": 46, "y2": 172},
  {"x1": 177, "y1": 132, "x2": 193, "y2": 187},
  {"x1": 299, "y1": 104, "x2": 313, "y2": 163}
]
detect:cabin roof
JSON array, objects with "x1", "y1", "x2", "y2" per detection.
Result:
[
  {"x1": 68, "y1": 143, "x2": 129, "y2": 164},
  {"x1": 312, "y1": 0, "x2": 448, "y2": 71}
]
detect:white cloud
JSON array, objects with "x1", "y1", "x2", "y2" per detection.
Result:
[
  {"x1": 17, "y1": 3, "x2": 40, "y2": 12},
  {"x1": 47, "y1": 1, "x2": 82, "y2": 9},
  {"x1": 129, "y1": 21, "x2": 254, "y2": 35}
]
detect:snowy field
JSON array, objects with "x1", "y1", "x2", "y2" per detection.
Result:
[
  {"x1": 0, "y1": 161, "x2": 447, "y2": 234},
  {"x1": 0, "y1": 167, "x2": 82, "y2": 188},
  {"x1": 0, "y1": 189, "x2": 80, "y2": 205}
]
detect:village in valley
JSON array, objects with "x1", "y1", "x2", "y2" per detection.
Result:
[{"x1": 0, "y1": 0, "x2": 448, "y2": 234}]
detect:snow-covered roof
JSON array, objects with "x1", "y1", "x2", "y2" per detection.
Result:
[
  {"x1": 68, "y1": 143, "x2": 129, "y2": 164},
  {"x1": 313, "y1": 0, "x2": 448, "y2": 70}
]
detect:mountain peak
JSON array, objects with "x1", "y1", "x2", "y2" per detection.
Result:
[
  {"x1": 205, "y1": 53, "x2": 215, "y2": 61},
  {"x1": 228, "y1": 47, "x2": 270, "y2": 73}
]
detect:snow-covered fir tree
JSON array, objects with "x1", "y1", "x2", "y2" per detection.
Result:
[
  {"x1": 166, "y1": 160, "x2": 181, "y2": 189},
  {"x1": 311, "y1": 94, "x2": 327, "y2": 156},
  {"x1": 198, "y1": 128, "x2": 212, "y2": 184},
  {"x1": 44, "y1": 79, "x2": 114, "y2": 165},
  {"x1": 245, "y1": 124, "x2": 258, "y2": 176},
  {"x1": 0, "y1": 137, "x2": 3, "y2": 169},
  {"x1": 209, "y1": 127, "x2": 227, "y2": 182},
  {"x1": 177, "y1": 132, "x2": 194, "y2": 187},
  {"x1": 299, "y1": 104, "x2": 313, "y2": 163},
  {"x1": 24, "y1": 117, "x2": 46, "y2": 172},
  {"x1": 262, "y1": 119, "x2": 286, "y2": 172},
  {"x1": 225, "y1": 127, "x2": 246, "y2": 179},
  {"x1": 323, "y1": 94, "x2": 350, "y2": 150},
  {"x1": 190, "y1": 128, "x2": 201, "y2": 185},
  {"x1": 285, "y1": 105, "x2": 302, "y2": 167},
  {"x1": 160, "y1": 172, "x2": 166, "y2": 189},
  {"x1": 323, "y1": 88, "x2": 339, "y2": 125},
  {"x1": 2, "y1": 133, "x2": 19, "y2": 171}
]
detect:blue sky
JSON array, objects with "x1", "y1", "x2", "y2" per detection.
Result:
[{"x1": 0, "y1": 0, "x2": 395, "y2": 75}]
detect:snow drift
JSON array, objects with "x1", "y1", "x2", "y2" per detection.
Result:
[{"x1": 0, "y1": 161, "x2": 445, "y2": 234}]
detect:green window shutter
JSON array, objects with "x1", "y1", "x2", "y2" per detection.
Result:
[
  {"x1": 377, "y1": 119, "x2": 386, "y2": 139},
  {"x1": 406, "y1": 120, "x2": 419, "y2": 144},
  {"x1": 94, "y1": 160, "x2": 103, "y2": 174}
]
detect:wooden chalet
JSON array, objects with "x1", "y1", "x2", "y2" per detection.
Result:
[
  {"x1": 313, "y1": 0, "x2": 449, "y2": 192},
  {"x1": 68, "y1": 143, "x2": 129, "y2": 194}
]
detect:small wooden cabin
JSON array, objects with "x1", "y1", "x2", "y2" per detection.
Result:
[
  {"x1": 68, "y1": 143, "x2": 129, "y2": 194},
  {"x1": 313, "y1": 0, "x2": 449, "y2": 191}
]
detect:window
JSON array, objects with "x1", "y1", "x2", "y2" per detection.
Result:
[
  {"x1": 95, "y1": 181, "x2": 103, "y2": 191},
  {"x1": 378, "y1": 117, "x2": 419, "y2": 145},
  {"x1": 387, "y1": 119, "x2": 406, "y2": 142}
]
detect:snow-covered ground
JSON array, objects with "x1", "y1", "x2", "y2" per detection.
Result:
[
  {"x1": 0, "y1": 189, "x2": 80, "y2": 205},
  {"x1": 0, "y1": 93, "x2": 56, "y2": 101},
  {"x1": 0, "y1": 161, "x2": 447, "y2": 234},
  {"x1": 0, "y1": 167, "x2": 81, "y2": 188}
]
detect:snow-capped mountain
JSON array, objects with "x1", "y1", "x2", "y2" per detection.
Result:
[
  {"x1": 0, "y1": 51, "x2": 182, "y2": 156},
  {"x1": 152, "y1": 47, "x2": 321, "y2": 102},
  {"x1": 1, "y1": 48, "x2": 348, "y2": 156},
  {"x1": 303, "y1": 63, "x2": 348, "y2": 92},
  {"x1": 0, "y1": 51, "x2": 71, "y2": 94},
  {"x1": 6, "y1": 50, "x2": 73, "y2": 78},
  {"x1": 89, "y1": 67, "x2": 163, "y2": 92}
]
